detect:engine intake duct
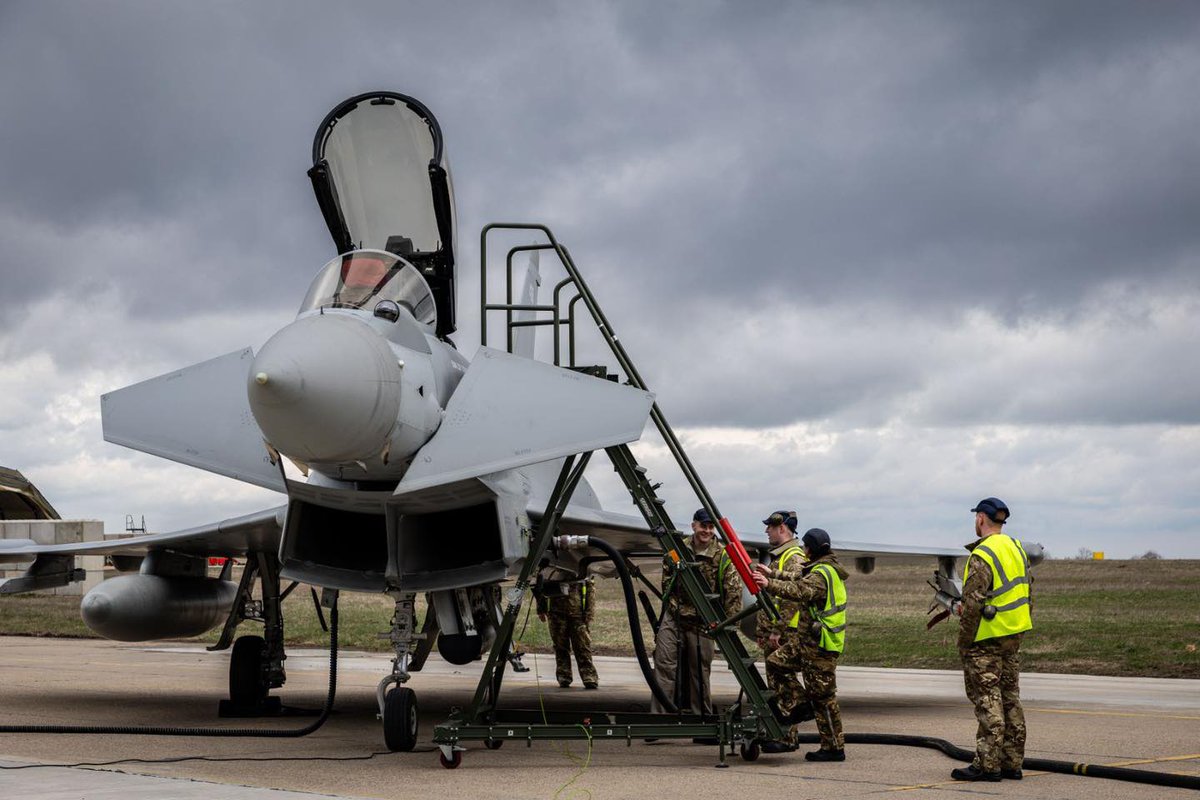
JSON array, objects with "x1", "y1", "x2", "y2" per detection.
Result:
[
  {"x1": 279, "y1": 499, "x2": 388, "y2": 592},
  {"x1": 387, "y1": 498, "x2": 523, "y2": 591}
]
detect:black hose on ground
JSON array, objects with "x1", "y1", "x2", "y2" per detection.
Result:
[
  {"x1": 789, "y1": 732, "x2": 1200, "y2": 790},
  {"x1": 0, "y1": 600, "x2": 339, "y2": 738},
  {"x1": 585, "y1": 536, "x2": 677, "y2": 713}
]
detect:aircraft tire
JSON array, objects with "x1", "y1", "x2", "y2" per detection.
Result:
[
  {"x1": 383, "y1": 686, "x2": 419, "y2": 752},
  {"x1": 229, "y1": 635, "x2": 268, "y2": 707}
]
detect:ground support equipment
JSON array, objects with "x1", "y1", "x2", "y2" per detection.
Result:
[{"x1": 431, "y1": 224, "x2": 792, "y2": 768}]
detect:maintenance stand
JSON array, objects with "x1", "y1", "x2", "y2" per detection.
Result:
[{"x1": 430, "y1": 224, "x2": 792, "y2": 768}]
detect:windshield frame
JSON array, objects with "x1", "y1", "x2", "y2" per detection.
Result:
[{"x1": 298, "y1": 249, "x2": 437, "y2": 327}]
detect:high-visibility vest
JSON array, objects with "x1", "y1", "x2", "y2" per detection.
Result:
[
  {"x1": 776, "y1": 545, "x2": 806, "y2": 629},
  {"x1": 964, "y1": 533, "x2": 1033, "y2": 642},
  {"x1": 809, "y1": 563, "x2": 847, "y2": 652}
]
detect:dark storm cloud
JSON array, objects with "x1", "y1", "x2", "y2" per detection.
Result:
[
  {"x1": 1, "y1": 1, "x2": 1196, "y2": 557},
  {"x1": 545, "y1": 1, "x2": 1200, "y2": 316},
  {"x1": 5, "y1": 1, "x2": 1200, "y2": 321},
  {"x1": 1, "y1": 1, "x2": 1198, "y2": 423}
]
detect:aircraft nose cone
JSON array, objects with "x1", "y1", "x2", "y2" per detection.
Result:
[{"x1": 248, "y1": 314, "x2": 402, "y2": 463}]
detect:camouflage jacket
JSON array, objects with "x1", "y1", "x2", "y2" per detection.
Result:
[
  {"x1": 663, "y1": 535, "x2": 743, "y2": 625},
  {"x1": 755, "y1": 538, "x2": 807, "y2": 640},
  {"x1": 535, "y1": 575, "x2": 595, "y2": 623},
  {"x1": 766, "y1": 553, "x2": 848, "y2": 632}
]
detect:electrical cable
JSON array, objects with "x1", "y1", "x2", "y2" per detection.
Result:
[
  {"x1": 0, "y1": 598, "x2": 340, "y2": 739},
  {"x1": 583, "y1": 536, "x2": 676, "y2": 712},
  {"x1": 787, "y1": 732, "x2": 1200, "y2": 790}
]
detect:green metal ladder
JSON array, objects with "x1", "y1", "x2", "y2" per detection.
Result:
[{"x1": 430, "y1": 224, "x2": 789, "y2": 768}]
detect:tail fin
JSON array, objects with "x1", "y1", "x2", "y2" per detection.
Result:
[{"x1": 511, "y1": 251, "x2": 541, "y2": 359}]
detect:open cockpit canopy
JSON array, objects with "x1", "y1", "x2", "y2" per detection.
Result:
[{"x1": 308, "y1": 91, "x2": 456, "y2": 337}]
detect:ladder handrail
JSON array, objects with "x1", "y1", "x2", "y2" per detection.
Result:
[{"x1": 479, "y1": 222, "x2": 779, "y2": 621}]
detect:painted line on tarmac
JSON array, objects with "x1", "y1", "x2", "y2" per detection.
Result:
[
  {"x1": 887, "y1": 776, "x2": 1031, "y2": 791},
  {"x1": 1101, "y1": 752, "x2": 1200, "y2": 767},
  {"x1": 1026, "y1": 706, "x2": 1200, "y2": 721}
]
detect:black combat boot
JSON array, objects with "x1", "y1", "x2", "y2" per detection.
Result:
[
  {"x1": 760, "y1": 740, "x2": 798, "y2": 754},
  {"x1": 1001, "y1": 767, "x2": 1024, "y2": 780},
  {"x1": 805, "y1": 748, "x2": 845, "y2": 762},
  {"x1": 951, "y1": 765, "x2": 1001, "y2": 782}
]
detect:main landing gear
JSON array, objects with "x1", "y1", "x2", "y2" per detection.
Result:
[{"x1": 212, "y1": 553, "x2": 292, "y2": 716}]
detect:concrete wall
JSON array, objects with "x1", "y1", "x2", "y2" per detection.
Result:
[{"x1": 0, "y1": 519, "x2": 105, "y2": 595}]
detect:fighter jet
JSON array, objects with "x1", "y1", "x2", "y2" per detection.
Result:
[
  {"x1": 1, "y1": 91, "x2": 664, "y2": 748},
  {"x1": 0, "y1": 91, "x2": 971, "y2": 752}
]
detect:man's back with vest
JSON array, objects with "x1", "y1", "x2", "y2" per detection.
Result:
[{"x1": 952, "y1": 497, "x2": 1030, "y2": 784}]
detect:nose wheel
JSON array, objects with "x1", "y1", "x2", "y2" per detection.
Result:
[{"x1": 383, "y1": 686, "x2": 419, "y2": 752}]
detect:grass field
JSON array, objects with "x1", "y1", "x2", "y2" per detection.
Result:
[{"x1": 2, "y1": 559, "x2": 1196, "y2": 678}]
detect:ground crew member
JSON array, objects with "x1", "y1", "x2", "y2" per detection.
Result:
[
  {"x1": 535, "y1": 568, "x2": 598, "y2": 689},
  {"x1": 754, "y1": 527, "x2": 848, "y2": 761},
  {"x1": 750, "y1": 510, "x2": 807, "y2": 751},
  {"x1": 951, "y1": 497, "x2": 1032, "y2": 782},
  {"x1": 650, "y1": 508, "x2": 743, "y2": 723}
]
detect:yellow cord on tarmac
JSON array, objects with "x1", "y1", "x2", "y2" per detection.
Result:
[{"x1": 529, "y1": 611, "x2": 595, "y2": 800}]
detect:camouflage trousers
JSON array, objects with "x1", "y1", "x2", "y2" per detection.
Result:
[
  {"x1": 766, "y1": 635, "x2": 844, "y2": 750},
  {"x1": 961, "y1": 633, "x2": 1026, "y2": 773},
  {"x1": 650, "y1": 613, "x2": 715, "y2": 714},
  {"x1": 547, "y1": 611, "x2": 597, "y2": 686},
  {"x1": 764, "y1": 631, "x2": 805, "y2": 736}
]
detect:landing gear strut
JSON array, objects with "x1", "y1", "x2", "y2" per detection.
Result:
[
  {"x1": 212, "y1": 552, "x2": 289, "y2": 716},
  {"x1": 377, "y1": 590, "x2": 427, "y2": 751}
]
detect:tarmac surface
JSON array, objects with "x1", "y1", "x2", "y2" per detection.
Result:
[{"x1": 1, "y1": 636, "x2": 1197, "y2": 799}]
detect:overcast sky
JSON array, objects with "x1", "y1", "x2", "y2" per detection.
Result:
[{"x1": 1, "y1": 1, "x2": 1197, "y2": 558}]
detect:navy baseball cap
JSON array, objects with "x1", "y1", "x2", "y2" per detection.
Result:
[
  {"x1": 762, "y1": 510, "x2": 798, "y2": 532},
  {"x1": 971, "y1": 497, "x2": 1010, "y2": 524},
  {"x1": 802, "y1": 527, "x2": 831, "y2": 554},
  {"x1": 693, "y1": 508, "x2": 714, "y2": 523}
]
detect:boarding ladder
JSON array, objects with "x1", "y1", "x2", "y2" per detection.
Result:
[{"x1": 430, "y1": 224, "x2": 789, "y2": 768}]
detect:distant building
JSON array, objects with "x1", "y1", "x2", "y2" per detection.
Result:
[
  {"x1": 1, "y1": 466, "x2": 103, "y2": 595},
  {"x1": 0, "y1": 466, "x2": 61, "y2": 521}
]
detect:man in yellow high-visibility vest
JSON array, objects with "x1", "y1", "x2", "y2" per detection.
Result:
[
  {"x1": 951, "y1": 497, "x2": 1032, "y2": 782},
  {"x1": 754, "y1": 527, "x2": 849, "y2": 761},
  {"x1": 751, "y1": 511, "x2": 807, "y2": 752}
]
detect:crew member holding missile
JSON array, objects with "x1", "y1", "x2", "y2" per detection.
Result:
[
  {"x1": 951, "y1": 497, "x2": 1032, "y2": 783},
  {"x1": 754, "y1": 527, "x2": 848, "y2": 761},
  {"x1": 751, "y1": 511, "x2": 807, "y2": 752},
  {"x1": 651, "y1": 508, "x2": 742, "y2": 728}
]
